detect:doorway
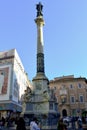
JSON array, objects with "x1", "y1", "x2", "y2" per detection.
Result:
[{"x1": 62, "y1": 109, "x2": 67, "y2": 117}]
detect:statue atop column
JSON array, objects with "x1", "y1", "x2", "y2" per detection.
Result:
[{"x1": 36, "y1": 2, "x2": 43, "y2": 17}]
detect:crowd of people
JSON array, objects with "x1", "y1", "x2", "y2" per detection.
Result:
[
  {"x1": 0, "y1": 115, "x2": 86, "y2": 130},
  {"x1": 0, "y1": 116, "x2": 41, "y2": 130},
  {"x1": 57, "y1": 116, "x2": 84, "y2": 130}
]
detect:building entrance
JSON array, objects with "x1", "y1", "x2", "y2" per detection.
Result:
[{"x1": 62, "y1": 109, "x2": 67, "y2": 117}]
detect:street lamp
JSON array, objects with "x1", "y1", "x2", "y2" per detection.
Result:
[
  {"x1": 76, "y1": 99, "x2": 80, "y2": 117},
  {"x1": 59, "y1": 86, "x2": 67, "y2": 104}
]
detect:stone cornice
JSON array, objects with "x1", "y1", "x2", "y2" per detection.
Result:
[
  {"x1": 0, "y1": 56, "x2": 14, "y2": 60},
  {"x1": 50, "y1": 77, "x2": 87, "y2": 84}
]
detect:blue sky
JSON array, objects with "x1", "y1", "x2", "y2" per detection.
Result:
[{"x1": 0, "y1": 0, "x2": 87, "y2": 81}]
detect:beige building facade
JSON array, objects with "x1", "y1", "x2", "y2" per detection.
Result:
[{"x1": 49, "y1": 75, "x2": 87, "y2": 117}]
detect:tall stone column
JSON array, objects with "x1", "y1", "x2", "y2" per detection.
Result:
[
  {"x1": 32, "y1": 2, "x2": 49, "y2": 110},
  {"x1": 35, "y1": 16, "x2": 44, "y2": 73},
  {"x1": 22, "y1": 3, "x2": 59, "y2": 129},
  {"x1": 33, "y1": 2, "x2": 48, "y2": 79},
  {"x1": 32, "y1": 2, "x2": 49, "y2": 92}
]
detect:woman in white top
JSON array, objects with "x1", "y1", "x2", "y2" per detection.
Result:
[{"x1": 30, "y1": 117, "x2": 40, "y2": 130}]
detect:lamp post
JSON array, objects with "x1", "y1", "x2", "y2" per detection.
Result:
[
  {"x1": 59, "y1": 86, "x2": 67, "y2": 117},
  {"x1": 60, "y1": 89, "x2": 67, "y2": 105},
  {"x1": 76, "y1": 99, "x2": 80, "y2": 117}
]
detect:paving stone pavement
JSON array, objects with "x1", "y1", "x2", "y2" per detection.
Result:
[{"x1": 0, "y1": 125, "x2": 87, "y2": 130}]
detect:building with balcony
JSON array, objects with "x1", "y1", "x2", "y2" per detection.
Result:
[
  {"x1": 0, "y1": 49, "x2": 31, "y2": 118},
  {"x1": 49, "y1": 75, "x2": 87, "y2": 117}
]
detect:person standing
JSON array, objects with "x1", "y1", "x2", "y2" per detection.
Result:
[
  {"x1": 57, "y1": 118, "x2": 67, "y2": 130},
  {"x1": 16, "y1": 117, "x2": 26, "y2": 130},
  {"x1": 77, "y1": 117, "x2": 83, "y2": 130},
  {"x1": 85, "y1": 117, "x2": 87, "y2": 124},
  {"x1": 30, "y1": 117, "x2": 41, "y2": 130},
  {"x1": 1, "y1": 117, "x2": 5, "y2": 127}
]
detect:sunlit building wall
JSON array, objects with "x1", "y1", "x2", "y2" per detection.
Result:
[
  {"x1": 0, "y1": 49, "x2": 30, "y2": 118},
  {"x1": 49, "y1": 75, "x2": 87, "y2": 117}
]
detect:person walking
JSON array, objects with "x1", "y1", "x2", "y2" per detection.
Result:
[{"x1": 30, "y1": 117, "x2": 41, "y2": 130}]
